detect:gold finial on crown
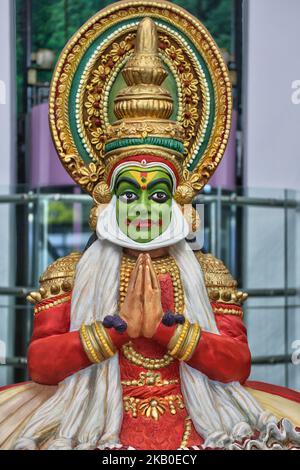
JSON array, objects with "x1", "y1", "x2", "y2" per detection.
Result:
[
  {"x1": 104, "y1": 18, "x2": 185, "y2": 176},
  {"x1": 114, "y1": 18, "x2": 172, "y2": 119},
  {"x1": 121, "y1": 17, "x2": 168, "y2": 85}
]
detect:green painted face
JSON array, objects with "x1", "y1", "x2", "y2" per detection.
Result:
[{"x1": 115, "y1": 166, "x2": 173, "y2": 243}]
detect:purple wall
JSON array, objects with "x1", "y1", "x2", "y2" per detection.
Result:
[
  {"x1": 30, "y1": 103, "x2": 73, "y2": 188},
  {"x1": 210, "y1": 109, "x2": 237, "y2": 190}
]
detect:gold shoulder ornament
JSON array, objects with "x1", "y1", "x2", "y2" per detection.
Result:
[
  {"x1": 194, "y1": 251, "x2": 248, "y2": 306},
  {"x1": 27, "y1": 251, "x2": 81, "y2": 305}
]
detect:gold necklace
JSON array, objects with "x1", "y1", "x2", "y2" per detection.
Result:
[
  {"x1": 122, "y1": 342, "x2": 174, "y2": 370},
  {"x1": 119, "y1": 253, "x2": 185, "y2": 313}
]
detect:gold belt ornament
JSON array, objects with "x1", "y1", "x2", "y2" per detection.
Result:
[
  {"x1": 123, "y1": 394, "x2": 185, "y2": 421},
  {"x1": 121, "y1": 371, "x2": 179, "y2": 387}
]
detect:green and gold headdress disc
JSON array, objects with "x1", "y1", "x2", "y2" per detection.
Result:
[{"x1": 49, "y1": 0, "x2": 232, "y2": 205}]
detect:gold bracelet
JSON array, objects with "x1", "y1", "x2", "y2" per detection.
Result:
[
  {"x1": 90, "y1": 322, "x2": 105, "y2": 359},
  {"x1": 167, "y1": 322, "x2": 184, "y2": 352},
  {"x1": 87, "y1": 324, "x2": 106, "y2": 361},
  {"x1": 93, "y1": 321, "x2": 116, "y2": 358},
  {"x1": 79, "y1": 324, "x2": 102, "y2": 363},
  {"x1": 179, "y1": 324, "x2": 201, "y2": 362},
  {"x1": 95, "y1": 321, "x2": 116, "y2": 357},
  {"x1": 176, "y1": 323, "x2": 195, "y2": 359},
  {"x1": 168, "y1": 320, "x2": 190, "y2": 357}
]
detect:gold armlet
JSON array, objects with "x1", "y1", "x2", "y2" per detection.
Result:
[
  {"x1": 92, "y1": 321, "x2": 116, "y2": 359},
  {"x1": 167, "y1": 321, "x2": 201, "y2": 362},
  {"x1": 79, "y1": 323, "x2": 103, "y2": 364}
]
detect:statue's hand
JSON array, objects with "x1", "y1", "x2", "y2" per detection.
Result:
[
  {"x1": 141, "y1": 254, "x2": 163, "y2": 338},
  {"x1": 120, "y1": 254, "x2": 144, "y2": 338}
]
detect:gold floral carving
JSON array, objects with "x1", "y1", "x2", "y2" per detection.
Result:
[
  {"x1": 179, "y1": 417, "x2": 193, "y2": 448},
  {"x1": 123, "y1": 394, "x2": 185, "y2": 420},
  {"x1": 121, "y1": 371, "x2": 179, "y2": 387}
]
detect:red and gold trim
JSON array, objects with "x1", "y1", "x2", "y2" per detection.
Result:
[
  {"x1": 211, "y1": 301, "x2": 243, "y2": 318},
  {"x1": 33, "y1": 293, "x2": 71, "y2": 316}
]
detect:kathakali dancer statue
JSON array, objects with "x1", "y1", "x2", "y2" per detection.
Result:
[{"x1": 1, "y1": 0, "x2": 300, "y2": 451}]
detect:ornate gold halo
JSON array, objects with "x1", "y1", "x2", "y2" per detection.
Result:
[{"x1": 49, "y1": 0, "x2": 232, "y2": 203}]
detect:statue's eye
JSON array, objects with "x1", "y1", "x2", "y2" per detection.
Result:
[
  {"x1": 150, "y1": 192, "x2": 169, "y2": 203},
  {"x1": 119, "y1": 191, "x2": 138, "y2": 203}
]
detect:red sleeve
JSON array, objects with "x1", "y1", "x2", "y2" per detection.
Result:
[
  {"x1": 153, "y1": 308, "x2": 251, "y2": 385},
  {"x1": 28, "y1": 295, "x2": 91, "y2": 385},
  {"x1": 28, "y1": 295, "x2": 128, "y2": 385}
]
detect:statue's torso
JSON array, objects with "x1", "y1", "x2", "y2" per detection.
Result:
[{"x1": 26, "y1": 249, "x2": 247, "y2": 450}]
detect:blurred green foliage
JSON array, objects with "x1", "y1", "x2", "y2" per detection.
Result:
[
  {"x1": 16, "y1": 0, "x2": 233, "y2": 113},
  {"x1": 47, "y1": 200, "x2": 92, "y2": 227},
  {"x1": 29, "y1": 0, "x2": 232, "y2": 55}
]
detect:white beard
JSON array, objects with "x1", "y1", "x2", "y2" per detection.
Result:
[{"x1": 14, "y1": 238, "x2": 300, "y2": 450}]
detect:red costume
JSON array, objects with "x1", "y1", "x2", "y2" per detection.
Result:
[{"x1": 28, "y1": 272, "x2": 251, "y2": 450}]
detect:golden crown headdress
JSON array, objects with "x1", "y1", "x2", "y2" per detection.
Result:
[{"x1": 49, "y1": 0, "x2": 232, "y2": 204}]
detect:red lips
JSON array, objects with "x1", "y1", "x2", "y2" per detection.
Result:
[{"x1": 126, "y1": 219, "x2": 162, "y2": 229}]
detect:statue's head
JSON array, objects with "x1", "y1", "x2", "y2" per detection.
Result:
[
  {"x1": 93, "y1": 153, "x2": 187, "y2": 248},
  {"x1": 114, "y1": 164, "x2": 173, "y2": 243}
]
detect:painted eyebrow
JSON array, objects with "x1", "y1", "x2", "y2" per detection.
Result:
[
  {"x1": 115, "y1": 177, "x2": 141, "y2": 190},
  {"x1": 147, "y1": 178, "x2": 172, "y2": 192}
]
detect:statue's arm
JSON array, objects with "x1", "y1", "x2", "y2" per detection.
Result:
[
  {"x1": 153, "y1": 309, "x2": 251, "y2": 384},
  {"x1": 27, "y1": 252, "x2": 129, "y2": 385},
  {"x1": 183, "y1": 312, "x2": 251, "y2": 384},
  {"x1": 27, "y1": 296, "x2": 91, "y2": 385},
  {"x1": 28, "y1": 295, "x2": 129, "y2": 385}
]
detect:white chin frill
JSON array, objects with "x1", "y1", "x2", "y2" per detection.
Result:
[{"x1": 96, "y1": 195, "x2": 189, "y2": 251}]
